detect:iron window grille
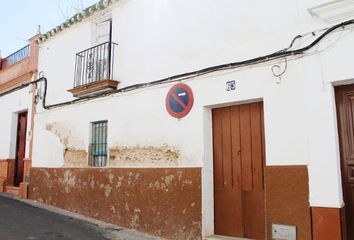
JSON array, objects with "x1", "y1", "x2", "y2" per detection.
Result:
[{"x1": 89, "y1": 121, "x2": 108, "y2": 167}]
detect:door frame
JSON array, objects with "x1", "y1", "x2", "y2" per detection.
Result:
[
  {"x1": 14, "y1": 111, "x2": 28, "y2": 187},
  {"x1": 334, "y1": 84, "x2": 354, "y2": 239},
  {"x1": 201, "y1": 98, "x2": 266, "y2": 237}
]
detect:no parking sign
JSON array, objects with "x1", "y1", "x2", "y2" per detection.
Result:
[{"x1": 165, "y1": 83, "x2": 194, "y2": 119}]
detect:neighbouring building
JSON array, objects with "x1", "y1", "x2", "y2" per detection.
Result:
[
  {"x1": 23, "y1": 0, "x2": 354, "y2": 239},
  {"x1": 0, "y1": 33, "x2": 39, "y2": 197}
]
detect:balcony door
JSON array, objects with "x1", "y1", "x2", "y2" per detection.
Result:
[
  {"x1": 94, "y1": 19, "x2": 112, "y2": 82},
  {"x1": 74, "y1": 19, "x2": 113, "y2": 87}
]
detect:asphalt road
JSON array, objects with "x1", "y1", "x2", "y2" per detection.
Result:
[{"x1": 0, "y1": 195, "x2": 114, "y2": 240}]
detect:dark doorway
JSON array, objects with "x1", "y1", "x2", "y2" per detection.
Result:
[
  {"x1": 212, "y1": 102, "x2": 266, "y2": 239},
  {"x1": 335, "y1": 84, "x2": 354, "y2": 240},
  {"x1": 14, "y1": 111, "x2": 27, "y2": 186}
]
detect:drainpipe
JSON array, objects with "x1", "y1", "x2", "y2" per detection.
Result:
[{"x1": 20, "y1": 33, "x2": 41, "y2": 199}]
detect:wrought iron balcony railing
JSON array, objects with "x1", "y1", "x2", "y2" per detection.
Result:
[
  {"x1": 0, "y1": 45, "x2": 30, "y2": 70},
  {"x1": 74, "y1": 41, "x2": 118, "y2": 88}
]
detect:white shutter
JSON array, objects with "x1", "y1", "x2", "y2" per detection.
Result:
[
  {"x1": 96, "y1": 20, "x2": 111, "y2": 44},
  {"x1": 94, "y1": 20, "x2": 112, "y2": 80}
]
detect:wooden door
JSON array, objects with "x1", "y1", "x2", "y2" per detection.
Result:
[
  {"x1": 14, "y1": 111, "x2": 27, "y2": 186},
  {"x1": 335, "y1": 85, "x2": 354, "y2": 240},
  {"x1": 213, "y1": 102, "x2": 265, "y2": 239}
]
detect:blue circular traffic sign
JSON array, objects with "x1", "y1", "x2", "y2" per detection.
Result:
[{"x1": 165, "y1": 83, "x2": 194, "y2": 119}]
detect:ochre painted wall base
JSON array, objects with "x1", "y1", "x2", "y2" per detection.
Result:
[
  {"x1": 29, "y1": 167, "x2": 202, "y2": 240},
  {"x1": 312, "y1": 207, "x2": 343, "y2": 240},
  {"x1": 265, "y1": 166, "x2": 312, "y2": 240}
]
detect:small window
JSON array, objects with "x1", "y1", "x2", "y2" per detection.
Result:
[{"x1": 89, "y1": 121, "x2": 108, "y2": 167}]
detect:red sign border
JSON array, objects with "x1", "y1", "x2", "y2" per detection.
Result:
[{"x1": 165, "y1": 83, "x2": 194, "y2": 119}]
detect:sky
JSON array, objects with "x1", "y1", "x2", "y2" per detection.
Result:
[{"x1": 0, "y1": 0, "x2": 97, "y2": 57}]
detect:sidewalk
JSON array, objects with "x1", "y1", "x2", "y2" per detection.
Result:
[{"x1": 0, "y1": 193, "x2": 161, "y2": 240}]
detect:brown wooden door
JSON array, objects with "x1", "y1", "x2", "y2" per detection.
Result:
[
  {"x1": 335, "y1": 85, "x2": 354, "y2": 240},
  {"x1": 213, "y1": 102, "x2": 265, "y2": 239},
  {"x1": 14, "y1": 111, "x2": 27, "y2": 186}
]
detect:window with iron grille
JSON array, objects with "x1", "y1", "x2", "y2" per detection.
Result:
[{"x1": 89, "y1": 121, "x2": 108, "y2": 167}]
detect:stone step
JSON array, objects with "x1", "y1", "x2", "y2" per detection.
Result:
[
  {"x1": 204, "y1": 235, "x2": 253, "y2": 240},
  {"x1": 5, "y1": 185, "x2": 20, "y2": 195}
]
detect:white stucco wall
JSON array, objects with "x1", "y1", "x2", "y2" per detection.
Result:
[
  {"x1": 0, "y1": 85, "x2": 32, "y2": 159},
  {"x1": 33, "y1": 0, "x2": 354, "y2": 236},
  {"x1": 38, "y1": 22, "x2": 93, "y2": 104}
]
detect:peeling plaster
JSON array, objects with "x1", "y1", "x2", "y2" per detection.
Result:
[
  {"x1": 130, "y1": 208, "x2": 141, "y2": 229},
  {"x1": 30, "y1": 168, "x2": 202, "y2": 240},
  {"x1": 108, "y1": 173, "x2": 114, "y2": 183},
  {"x1": 101, "y1": 184, "x2": 112, "y2": 198},
  {"x1": 45, "y1": 122, "x2": 87, "y2": 167},
  {"x1": 109, "y1": 145, "x2": 180, "y2": 167},
  {"x1": 63, "y1": 148, "x2": 88, "y2": 167},
  {"x1": 110, "y1": 205, "x2": 116, "y2": 214},
  {"x1": 165, "y1": 175, "x2": 175, "y2": 186},
  {"x1": 45, "y1": 122, "x2": 71, "y2": 147},
  {"x1": 62, "y1": 170, "x2": 76, "y2": 193}
]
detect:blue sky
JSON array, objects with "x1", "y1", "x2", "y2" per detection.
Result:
[{"x1": 0, "y1": 0, "x2": 97, "y2": 57}]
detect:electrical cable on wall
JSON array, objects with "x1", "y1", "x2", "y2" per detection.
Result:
[{"x1": 0, "y1": 18, "x2": 354, "y2": 110}]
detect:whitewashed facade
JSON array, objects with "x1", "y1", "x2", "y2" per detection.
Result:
[
  {"x1": 0, "y1": 87, "x2": 33, "y2": 160},
  {"x1": 0, "y1": 34, "x2": 39, "y2": 197},
  {"x1": 30, "y1": 0, "x2": 354, "y2": 239}
]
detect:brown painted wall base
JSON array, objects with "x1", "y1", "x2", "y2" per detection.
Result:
[
  {"x1": 312, "y1": 207, "x2": 343, "y2": 240},
  {"x1": 0, "y1": 178, "x2": 5, "y2": 192},
  {"x1": 265, "y1": 165, "x2": 311, "y2": 240},
  {"x1": 29, "y1": 167, "x2": 202, "y2": 240},
  {"x1": 23, "y1": 158, "x2": 32, "y2": 183},
  {"x1": 0, "y1": 159, "x2": 15, "y2": 188},
  {"x1": 19, "y1": 182, "x2": 29, "y2": 198}
]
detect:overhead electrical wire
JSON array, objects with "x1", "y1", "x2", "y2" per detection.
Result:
[{"x1": 0, "y1": 19, "x2": 354, "y2": 110}]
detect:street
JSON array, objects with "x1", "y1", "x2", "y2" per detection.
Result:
[{"x1": 0, "y1": 194, "x2": 157, "y2": 240}]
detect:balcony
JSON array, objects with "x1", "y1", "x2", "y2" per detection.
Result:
[
  {"x1": 0, "y1": 45, "x2": 30, "y2": 70},
  {"x1": 0, "y1": 34, "x2": 39, "y2": 94},
  {"x1": 68, "y1": 41, "x2": 119, "y2": 97}
]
